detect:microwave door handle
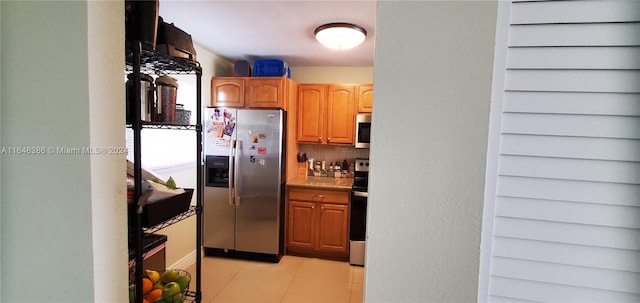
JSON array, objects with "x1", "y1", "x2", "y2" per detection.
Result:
[
  {"x1": 234, "y1": 140, "x2": 242, "y2": 207},
  {"x1": 228, "y1": 140, "x2": 235, "y2": 205}
]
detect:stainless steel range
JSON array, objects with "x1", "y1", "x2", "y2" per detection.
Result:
[{"x1": 350, "y1": 158, "x2": 369, "y2": 266}]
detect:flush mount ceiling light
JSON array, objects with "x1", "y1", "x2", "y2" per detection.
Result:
[{"x1": 314, "y1": 23, "x2": 367, "y2": 50}]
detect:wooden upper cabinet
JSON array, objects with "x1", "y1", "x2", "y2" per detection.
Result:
[
  {"x1": 246, "y1": 78, "x2": 286, "y2": 109},
  {"x1": 326, "y1": 85, "x2": 355, "y2": 144},
  {"x1": 297, "y1": 84, "x2": 325, "y2": 143},
  {"x1": 211, "y1": 77, "x2": 245, "y2": 107},
  {"x1": 297, "y1": 84, "x2": 355, "y2": 145},
  {"x1": 357, "y1": 84, "x2": 373, "y2": 113},
  {"x1": 211, "y1": 77, "x2": 292, "y2": 109}
]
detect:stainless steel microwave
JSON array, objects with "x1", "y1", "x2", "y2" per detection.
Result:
[{"x1": 355, "y1": 113, "x2": 371, "y2": 148}]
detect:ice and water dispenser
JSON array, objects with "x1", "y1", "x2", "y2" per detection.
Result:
[{"x1": 205, "y1": 156, "x2": 229, "y2": 187}]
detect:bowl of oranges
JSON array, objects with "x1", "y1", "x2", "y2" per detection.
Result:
[{"x1": 129, "y1": 269, "x2": 191, "y2": 303}]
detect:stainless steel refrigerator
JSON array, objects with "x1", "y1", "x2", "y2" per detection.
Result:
[{"x1": 203, "y1": 108, "x2": 285, "y2": 261}]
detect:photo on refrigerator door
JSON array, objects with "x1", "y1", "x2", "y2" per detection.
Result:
[
  {"x1": 222, "y1": 109, "x2": 236, "y2": 138},
  {"x1": 205, "y1": 108, "x2": 236, "y2": 152}
]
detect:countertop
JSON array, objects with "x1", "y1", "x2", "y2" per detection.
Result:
[{"x1": 286, "y1": 176, "x2": 354, "y2": 191}]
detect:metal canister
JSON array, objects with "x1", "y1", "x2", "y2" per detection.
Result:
[
  {"x1": 126, "y1": 73, "x2": 155, "y2": 123},
  {"x1": 154, "y1": 75, "x2": 178, "y2": 123}
]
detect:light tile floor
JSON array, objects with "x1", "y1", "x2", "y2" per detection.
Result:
[{"x1": 187, "y1": 255, "x2": 364, "y2": 303}]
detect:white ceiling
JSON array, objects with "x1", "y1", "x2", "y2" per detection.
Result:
[{"x1": 158, "y1": 0, "x2": 377, "y2": 67}]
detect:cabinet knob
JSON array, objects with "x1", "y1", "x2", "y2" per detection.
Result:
[
  {"x1": 328, "y1": 137, "x2": 331, "y2": 142},
  {"x1": 318, "y1": 136, "x2": 322, "y2": 142}
]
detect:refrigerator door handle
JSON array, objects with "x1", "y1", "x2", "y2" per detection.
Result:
[
  {"x1": 228, "y1": 139, "x2": 236, "y2": 205},
  {"x1": 234, "y1": 140, "x2": 242, "y2": 206}
]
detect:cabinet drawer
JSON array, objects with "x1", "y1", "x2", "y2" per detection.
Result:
[{"x1": 289, "y1": 188, "x2": 349, "y2": 204}]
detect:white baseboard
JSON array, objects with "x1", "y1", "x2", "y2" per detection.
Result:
[{"x1": 169, "y1": 249, "x2": 197, "y2": 270}]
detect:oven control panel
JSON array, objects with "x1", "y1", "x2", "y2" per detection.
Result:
[{"x1": 355, "y1": 158, "x2": 370, "y2": 172}]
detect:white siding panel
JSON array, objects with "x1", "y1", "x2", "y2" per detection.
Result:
[
  {"x1": 502, "y1": 112, "x2": 640, "y2": 139},
  {"x1": 493, "y1": 217, "x2": 640, "y2": 250},
  {"x1": 511, "y1": 0, "x2": 640, "y2": 24},
  {"x1": 483, "y1": 1, "x2": 640, "y2": 302},
  {"x1": 493, "y1": 237, "x2": 640, "y2": 272},
  {"x1": 507, "y1": 46, "x2": 640, "y2": 70},
  {"x1": 497, "y1": 176, "x2": 640, "y2": 207},
  {"x1": 491, "y1": 257, "x2": 640, "y2": 293},
  {"x1": 490, "y1": 276, "x2": 640, "y2": 303},
  {"x1": 505, "y1": 70, "x2": 640, "y2": 93},
  {"x1": 500, "y1": 134, "x2": 640, "y2": 162},
  {"x1": 495, "y1": 196, "x2": 640, "y2": 229},
  {"x1": 502, "y1": 91, "x2": 640, "y2": 116},
  {"x1": 509, "y1": 23, "x2": 640, "y2": 47},
  {"x1": 498, "y1": 155, "x2": 640, "y2": 184},
  {"x1": 488, "y1": 295, "x2": 538, "y2": 303}
]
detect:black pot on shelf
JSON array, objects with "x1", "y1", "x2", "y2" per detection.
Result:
[{"x1": 125, "y1": 0, "x2": 159, "y2": 50}]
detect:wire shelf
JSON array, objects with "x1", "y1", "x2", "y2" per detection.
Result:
[
  {"x1": 126, "y1": 123, "x2": 199, "y2": 130},
  {"x1": 142, "y1": 205, "x2": 199, "y2": 234},
  {"x1": 128, "y1": 39, "x2": 203, "y2": 303},
  {"x1": 184, "y1": 291, "x2": 200, "y2": 302},
  {"x1": 125, "y1": 44, "x2": 202, "y2": 75}
]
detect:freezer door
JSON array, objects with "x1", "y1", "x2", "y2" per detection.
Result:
[
  {"x1": 203, "y1": 184, "x2": 236, "y2": 250},
  {"x1": 234, "y1": 109, "x2": 284, "y2": 254}
]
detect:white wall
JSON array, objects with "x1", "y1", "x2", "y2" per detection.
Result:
[
  {"x1": 366, "y1": 1, "x2": 497, "y2": 302},
  {"x1": 1, "y1": 1, "x2": 126, "y2": 302},
  {"x1": 88, "y1": 1, "x2": 128, "y2": 302},
  {"x1": 196, "y1": 43, "x2": 234, "y2": 106},
  {"x1": 0, "y1": 1, "x2": 3, "y2": 299}
]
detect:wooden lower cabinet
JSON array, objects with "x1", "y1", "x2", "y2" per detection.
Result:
[
  {"x1": 286, "y1": 187, "x2": 350, "y2": 260},
  {"x1": 317, "y1": 203, "x2": 349, "y2": 252},
  {"x1": 288, "y1": 201, "x2": 315, "y2": 249}
]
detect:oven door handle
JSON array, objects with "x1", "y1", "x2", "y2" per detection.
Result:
[{"x1": 353, "y1": 191, "x2": 368, "y2": 198}]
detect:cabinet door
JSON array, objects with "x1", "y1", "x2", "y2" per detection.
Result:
[
  {"x1": 211, "y1": 78, "x2": 245, "y2": 107},
  {"x1": 317, "y1": 203, "x2": 349, "y2": 253},
  {"x1": 326, "y1": 85, "x2": 355, "y2": 145},
  {"x1": 357, "y1": 84, "x2": 373, "y2": 113},
  {"x1": 297, "y1": 84, "x2": 325, "y2": 143},
  {"x1": 287, "y1": 200, "x2": 316, "y2": 250},
  {"x1": 245, "y1": 78, "x2": 285, "y2": 108}
]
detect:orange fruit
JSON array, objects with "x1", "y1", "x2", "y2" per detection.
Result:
[
  {"x1": 143, "y1": 299, "x2": 150, "y2": 303},
  {"x1": 146, "y1": 288, "x2": 163, "y2": 303},
  {"x1": 142, "y1": 278, "x2": 153, "y2": 294}
]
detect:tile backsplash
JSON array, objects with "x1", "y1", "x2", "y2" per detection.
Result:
[{"x1": 297, "y1": 144, "x2": 369, "y2": 167}]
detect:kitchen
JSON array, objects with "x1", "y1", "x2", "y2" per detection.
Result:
[
  {"x1": 9, "y1": 1, "x2": 637, "y2": 302},
  {"x1": 2, "y1": 1, "x2": 516, "y2": 303},
  {"x1": 125, "y1": 1, "x2": 376, "y2": 302}
]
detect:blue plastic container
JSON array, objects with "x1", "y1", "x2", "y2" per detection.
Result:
[{"x1": 253, "y1": 59, "x2": 289, "y2": 77}]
